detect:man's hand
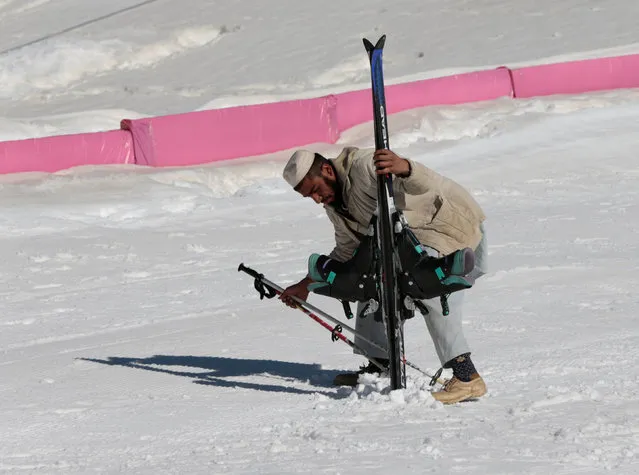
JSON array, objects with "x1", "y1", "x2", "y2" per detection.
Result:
[
  {"x1": 373, "y1": 149, "x2": 411, "y2": 177},
  {"x1": 280, "y1": 277, "x2": 312, "y2": 308}
]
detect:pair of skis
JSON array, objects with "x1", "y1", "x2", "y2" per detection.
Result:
[{"x1": 364, "y1": 35, "x2": 407, "y2": 390}]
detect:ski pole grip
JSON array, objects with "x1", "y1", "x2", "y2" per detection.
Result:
[{"x1": 238, "y1": 263, "x2": 261, "y2": 280}]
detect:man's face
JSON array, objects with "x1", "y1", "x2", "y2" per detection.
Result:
[{"x1": 296, "y1": 164, "x2": 339, "y2": 206}]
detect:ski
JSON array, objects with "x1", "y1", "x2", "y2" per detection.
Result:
[{"x1": 363, "y1": 35, "x2": 406, "y2": 390}]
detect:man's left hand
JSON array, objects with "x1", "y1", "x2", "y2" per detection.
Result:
[{"x1": 373, "y1": 149, "x2": 411, "y2": 177}]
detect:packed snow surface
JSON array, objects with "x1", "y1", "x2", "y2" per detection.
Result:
[{"x1": 1, "y1": 1, "x2": 638, "y2": 473}]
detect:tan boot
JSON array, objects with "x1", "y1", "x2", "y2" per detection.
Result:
[{"x1": 431, "y1": 373, "x2": 487, "y2": 404}]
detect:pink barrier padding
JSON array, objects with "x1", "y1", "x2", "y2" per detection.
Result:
[
  {"x1": 4, "y1": 53, "x2": 639, "y2": 176},
  {"x1": 511, "y1": 54, "x2": 639, "y2": 98},
  {"x1": 121, "y1": 96, "x2": 338, "y2": 167},
  {"x1": 334, "y1": 68, "x2": 514, "y2": 132},
  {"x1": 0, "y1": 130, "x2": 134, "y2": 174}
]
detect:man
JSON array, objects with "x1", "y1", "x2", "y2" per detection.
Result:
[{"x1": 279, "y1": 146, "x2": 487, "y2": 404}]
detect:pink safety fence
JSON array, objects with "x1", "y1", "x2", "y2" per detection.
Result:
[
  {"x1": 0, "y1": 130, "x2": 134, "y2": 174},
  {"x1": 1, "y1": 53, "x2": 638, "y2": 174}
]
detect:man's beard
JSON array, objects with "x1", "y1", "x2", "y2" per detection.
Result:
[{"x1": 328, "y1": 179, "x2": 344, "y2": 209}]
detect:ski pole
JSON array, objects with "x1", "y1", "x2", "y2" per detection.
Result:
[
  {"x1": 238, "y1": 263, "x2": 387, "y2": 353},
  {"x1": 237, "y1": 263, "x2": 385, "y2": 371},
  {"x1": 238, "y1": 263, "x2": 444, "y2": 384}
]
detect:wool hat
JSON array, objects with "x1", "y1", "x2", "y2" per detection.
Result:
[{"x1": 283, "y1": 150, "x2": 315, "y2": 188}]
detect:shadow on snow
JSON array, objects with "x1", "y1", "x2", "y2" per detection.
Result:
[{"x1": 80, "y1": 354, "x2": 350, "y2": 398}]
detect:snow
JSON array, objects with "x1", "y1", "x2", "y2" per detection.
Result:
[{"x1": 1, "y1": 1, "x2": 639, "y2": 474}]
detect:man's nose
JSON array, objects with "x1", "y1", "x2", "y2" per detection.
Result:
[{"x1": 312, "y1": 194, "x2": 322, "y2": 204}]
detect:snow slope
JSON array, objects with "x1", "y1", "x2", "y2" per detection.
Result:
[
  {"x1": 2, "y1": 92, "x2": 638, "y2": 473},
  {"x1": 2, "y1": 0, "x2": 639, "y2": 138},
  {"x1": 1, "y1": 1, "x2": 639, "y2": 474}
]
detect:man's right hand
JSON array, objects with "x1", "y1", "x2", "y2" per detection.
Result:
[{"x1": 280, "y1": 277, "x2": 313, "y2": 308}]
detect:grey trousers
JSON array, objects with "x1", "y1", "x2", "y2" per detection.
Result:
[{"x1": 354, "y1": 225, "x2": 488, "y2": 366}]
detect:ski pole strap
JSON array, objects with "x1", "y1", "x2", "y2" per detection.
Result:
[
  {"x1": 255, "y1": 279, "x2": 277, "y2": 300},
  {"x1": 238, "y1": 263, "x2": 277, "y2": 300}
]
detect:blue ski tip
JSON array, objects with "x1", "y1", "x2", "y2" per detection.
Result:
[{"x1": 363, "y1": 35, "x2": 386, "y2": 53}]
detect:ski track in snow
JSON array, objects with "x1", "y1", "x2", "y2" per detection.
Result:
[{"x1": 0, "y1": 26, "x2": 225, "y2": 100}]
